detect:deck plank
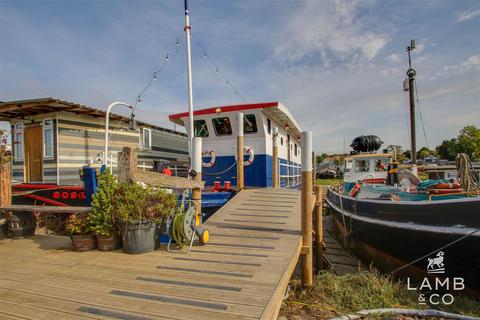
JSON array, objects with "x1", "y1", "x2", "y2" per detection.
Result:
[{"x1": 0, "y1": 189, "x2": 301, "y2": 320}]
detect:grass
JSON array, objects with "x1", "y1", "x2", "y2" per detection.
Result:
[
  {"x1": 315, "y1": 178, "x2": 342, "y2": 186},
  {"x1": 280, "y1": 270, "x2": 480, "y2": 319}
]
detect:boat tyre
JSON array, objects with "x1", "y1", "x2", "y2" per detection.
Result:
[
  {"x1": 0, "y1": 219, "x2": 7, "y2": 240},
  {"x1": 71, "y1": 233, "x2": 97, "y2": 252},
  {"x1": 432, "y1": 182, "x2": 461, "y2": 189},
  {"x1": 202, "y1": 150, "x2": 216, "y2": 168},
  {"x1": 349, "y1": 183, "x2": 361, "y2": 197},
  {"x1": 428, "y1": 188, "x2": 463, "y2": 194},
  {"x1": 243, "y1": 147, "x2": 254, "y2": 166},
  {"x1": 97, "y1": 233, "x2": 122, "y2": 251}
]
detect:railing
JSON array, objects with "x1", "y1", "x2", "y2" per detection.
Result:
[{"x1": 279, "y1": 161, "x2": 301, "y2": 188}]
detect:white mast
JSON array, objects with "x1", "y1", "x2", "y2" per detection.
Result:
[{"x1": 184, "y1": 0, "x2": 194, "y2": 166}]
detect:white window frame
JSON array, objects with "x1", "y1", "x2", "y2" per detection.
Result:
[
  {"x1": 42, "y1": 119, "x2": 54, "y2": 158},
  {"x1": 13, "y1": 122, "x2": 24, "y2": 160},
  {"x1": 141, "y1": 128, "x2": 152, "y2": 150}
]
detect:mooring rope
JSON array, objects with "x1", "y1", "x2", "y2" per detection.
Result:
[
  {"x1": 202, "y1": 160, "x2": 237, "y2": 176},
  {"x1": 456, "y1": 153, "x2": 480, "y2": 193}
]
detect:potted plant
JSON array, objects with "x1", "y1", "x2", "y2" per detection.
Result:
[
  {"x1": 112, "y1": 182, "x2": 177, "y2": 254},
  {"x1": 66, "y1": 214, "x2": 97, "y2": 251},
  {"x1": 88, "y1": 170, "x2": 121, "y2": 251}
]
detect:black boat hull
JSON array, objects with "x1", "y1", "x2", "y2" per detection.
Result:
[{"x1": 326, "y1": 189, "x2": 480, "y2": 295}]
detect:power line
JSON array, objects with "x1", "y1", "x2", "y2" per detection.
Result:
[
  {"x1": 414, "y1": 79, "x2": 431, "y2": 150},
  {"x1": 191, "y1": 33, "x2": 246, "y2": 102}
]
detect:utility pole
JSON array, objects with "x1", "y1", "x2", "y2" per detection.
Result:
[{"x1": 406, "y1": 40, "x2": 417, "y2": 165}]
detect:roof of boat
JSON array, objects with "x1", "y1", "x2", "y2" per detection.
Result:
[
  {"x1": 169, "y1": 101, "x2": 302, "y2": 138},
  {"x1": 345, "y1": 153, "x2": 393, "y2": 160},
  {"x1": 0, "y1": 97, "x2": 187, "y2": 137}
]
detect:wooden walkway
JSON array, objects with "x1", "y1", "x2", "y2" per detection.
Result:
[{"x1": 0, "y1": 189, "x2": 301, "y2": 320}]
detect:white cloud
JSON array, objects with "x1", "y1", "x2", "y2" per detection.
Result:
[
  {"x1": 274, "y1": 0, "x2": 389, "y2": 66},
  {"x1": 387, "y1": 54, "x2": 401, "y2": 63},
  {"x1": 458, "y1": 9, "x2": 480, "y2": 22},
  {"x1": 431, "y1": 54, "x2": 480, "y2": 79}
]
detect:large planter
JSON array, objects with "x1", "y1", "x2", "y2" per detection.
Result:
[
  {"x1": 119, "y1": 220, "x2": 160, "y2": 254},
  {"x1": 97, "y1": 233, "x2": 122, "y2": 251},
  {"x1": 0, "y1": 219, "x2": 7, "y2": 240},
  {"x1": 71, "y1": 233, "x2": 97, "y2": 252}
]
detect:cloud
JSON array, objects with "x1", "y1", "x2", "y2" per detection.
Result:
[
  {"x1": 274, "y1": 0, "x2": 389, "y2": 66},
  {"x1": 458, "y1": 9, "x2": 480, "y2": 22},
  {"x1": 387, "y1": 54, "x2": 401, "y2": 63},
  {"x1": 430, "y1": 54, "x2": 480, "y2": 79}
]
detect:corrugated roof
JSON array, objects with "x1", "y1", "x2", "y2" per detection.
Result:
[{"x1": 0, "y1": 97, "x2": 186, "y2": 137}]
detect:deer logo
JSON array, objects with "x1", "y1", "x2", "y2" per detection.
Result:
[{"x1": 427, "y1": 251, "x2": 445, "y2": 274}]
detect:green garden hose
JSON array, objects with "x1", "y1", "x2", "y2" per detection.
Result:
[{"x1": 171, "y1": 211, "x2": 188, "y2": 248}]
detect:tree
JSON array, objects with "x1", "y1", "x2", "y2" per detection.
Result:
[
  {"x1": 435, "y1": 125, "x2": 480, "y2": 161},
  {"x1": 417, "y1": 146, "x2": 431, "y2": 160},
  {"x1": 402, "y1": 150, "x2": 411, "y2": 161}
]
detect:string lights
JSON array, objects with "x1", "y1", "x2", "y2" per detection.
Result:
[{"x1": 191, "y1": 33, "x2": 246, "y2": 102}]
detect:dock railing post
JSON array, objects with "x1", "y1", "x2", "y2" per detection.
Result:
[
  {"x1": 237, "y1": 112, "x2": 244, "y2": 191},
  {"x1": 301, "y1": 131, "x2": 313, "y2": 286},
  {"x1": 272, "y1": 127, "x2": 279, "y2": 188},
  {"x1": 314, "y1": 185, "x2": 324, "y2": 272},
  {"x1": 117, "y1": 147, "x2": 137, "y2": 184},
  {"x1": 192, "y1": 137, "x2": 202, "y2": 211}
]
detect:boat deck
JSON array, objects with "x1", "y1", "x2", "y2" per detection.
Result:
[{"x1": 0, "y1": 189, "x2": 302, "y2": 320}]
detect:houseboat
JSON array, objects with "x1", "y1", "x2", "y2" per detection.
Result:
[
  {"x1": 0, "y1": 97, "x2": 189, "y2": 206},
  {"x1": 169, "y1": 101, "x2": 302, "y2": 188}
]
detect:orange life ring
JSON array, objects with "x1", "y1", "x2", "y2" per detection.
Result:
[
  {"x1": 349, "y1": 183, "x2": 361, "y2": 197},
  {"x1": 428, "y1": 188, "x2": 463, "y2": 194},
  {"x1": 432, "y1": 182, "x2": 461, "y2": 189}
]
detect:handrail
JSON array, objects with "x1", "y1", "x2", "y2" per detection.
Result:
[{"x1": 428, "y1": 191, "x2": 480, "y2": 201}]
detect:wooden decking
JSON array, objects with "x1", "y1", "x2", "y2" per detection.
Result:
[{"x1": 0, "y1": 189, "x2": 301, "y2": 320}]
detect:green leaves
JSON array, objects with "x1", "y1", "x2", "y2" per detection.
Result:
[{"x1": 88, "y1": 169, "x2": 119, "y2": 236}]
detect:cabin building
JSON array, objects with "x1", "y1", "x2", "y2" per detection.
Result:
[
  {"x1": 169, "y1": 101, "x2": 302, "y2": 188},
  {"x1": 0, "y1": 98, "x2": 188, "y2": 185}
]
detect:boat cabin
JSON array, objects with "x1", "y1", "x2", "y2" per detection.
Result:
[
  {"x1": 169, "y1": 102, "x2": 302, "y2": 188},
  {"x1": 0, "y1": 98, "x2": 188, "y2": 185},
  {"x1": 343, "y1": 153, "x2": 392, "y2": 184}
]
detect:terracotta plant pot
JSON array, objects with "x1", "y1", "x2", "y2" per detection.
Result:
[
  {"x1": 71, "y1": 233, "x2": 97, "y2": 252},
  {"x1": 97, "y1": 233, "x2": 121, "y2": 251}
]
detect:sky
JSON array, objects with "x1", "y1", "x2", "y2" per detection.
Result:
[{"x1": 0, "y1": 0, "x2": 479, "y2": 153}]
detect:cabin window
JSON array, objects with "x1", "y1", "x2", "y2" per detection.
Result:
[
  {"x1": 194, "y1": 120, "x2": 209, "y2": 137},
  {"x1": 280, "y1": 137, "x2": 284, "y2": 146},
  {"x1": 243, "y1": 114, "x2": 257, "y2": 134},
  {"x1": 14, "y1": 123, "x2": 23, "y2": 160},
  {"x1": 43, "y1": 119, "x2": 54, "y2": 158},
  {"x1": 345, "y1": 160, "x2": 352, "y2": 173},
  {"x1": 212, "y1": 117, "x2": 232, "y2": 136},
  {"x1": 267, "y1": 118, "x2": 271, "y2": 135},
  {"x1": 294, "y1": 144, "x2": 298, "y2": 156},
  {"x1": 141, "y1": 128, "x2": 152, "y2": 150},
  {"x1": 375, "y1": 159, "x2": 388, "y2": 172},
  {"x1": 355, "y1": 160, "x2": 370, "y2": 172}
]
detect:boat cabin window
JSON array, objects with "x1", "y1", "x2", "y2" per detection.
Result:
[
  {"x1": 267, "y1": 118, "x2": 271, "y2": 135},
  {"x1": 243, "y1": 114, "x2": 257, "y2": 134},
  {"x1": 212, "y1": 117, "x2": 232, "y2": 136},
  {"x1": 375, "y1": 159, "x2": 388, "y2": 172},
  {"x1": 194, "y1": 120, "x2": 209, "y2": 137},
  {"x1": 354, "y1": 160, "x2": 370, "y2": 172},
  {"x1": 14, "y1": 123, "x2": 23, "y2": 160},
  {"x1": 141, "y1": 128, "x2": 152, "y2": 150},
  {"x1": 294, "y1": 144, "x2": 298, "y2": 156},
  {"x1": 344, "y1": 160, "x2": 352, "y2": 173},
  {"x1": 43, "y1": 119, "x2": 54, "y2": 158},
  {"x1": 281, "y1": 137, "x2": 284, "y2": 145}
]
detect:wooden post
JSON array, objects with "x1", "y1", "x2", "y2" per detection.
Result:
[
  {"x1": 272, "y1": 127, "x2": 279, "y2": 188},
  {"x1": 192, "y1": 137, "x2": 202, "y2": 211},
  {"x1": 0, "y1": 161, "x2": 12, "y2": 208},
  {"x1": 301, "y1": 131, "x2": 313, "y2": 286},
  {"x1": 117, "y1": 147, "x2": 137, "y2": 183},
  {"x1": 314, "y1": 185, "x2": 324, "y2": 272},
  {"x1": 312, "y1": 151, "x2": 317, "y2": 187},
  {"x1": 237, "y1": 112, "x2": 244, "y2": 191}
]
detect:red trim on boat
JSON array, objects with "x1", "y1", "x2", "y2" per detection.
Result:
[
  {"x1": 13, "y1": 184, "x2": 83, "y2": 191},
  {"x1": 169, "y1": 102, "x2": 278, "y2": 120},
  {"x1": 24, "y1": 194, "x2": 69, "y2": 206}
]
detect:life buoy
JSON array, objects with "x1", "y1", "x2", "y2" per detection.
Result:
[
  {"x1": 429, "y1": 188, "x2": 463, "y2": 194},
  {"x1": 202, "y1": 150, "x2": 216, "y2": 168},
  {"x1": 349, "y1": 183, "x2": 361, "y2": 197},
  {"x1": 243, "y1": 146, "x2": 254, "y2": 166},
  {"x1": 432, "y1": 182, "x2": 462, "y2": 189}
]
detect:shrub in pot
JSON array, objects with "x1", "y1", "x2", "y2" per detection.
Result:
[
  {"x1": 88, "y1": 170, "x2": 121, "y2": 251},
  {"x1": 66, "y1": 214, "x2": 97, "y2": 252},
  {"x1": 112, "y1": 183, "x2": 177, "y2": 254}
]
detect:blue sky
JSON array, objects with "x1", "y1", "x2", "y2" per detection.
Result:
[{"x1": 1, "y1": 0, "x2": 479, "y2": 153}]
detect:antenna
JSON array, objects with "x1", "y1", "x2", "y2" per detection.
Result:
[{"x1": 410, "y1": 39, "x2": 416, "y2": 50}]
